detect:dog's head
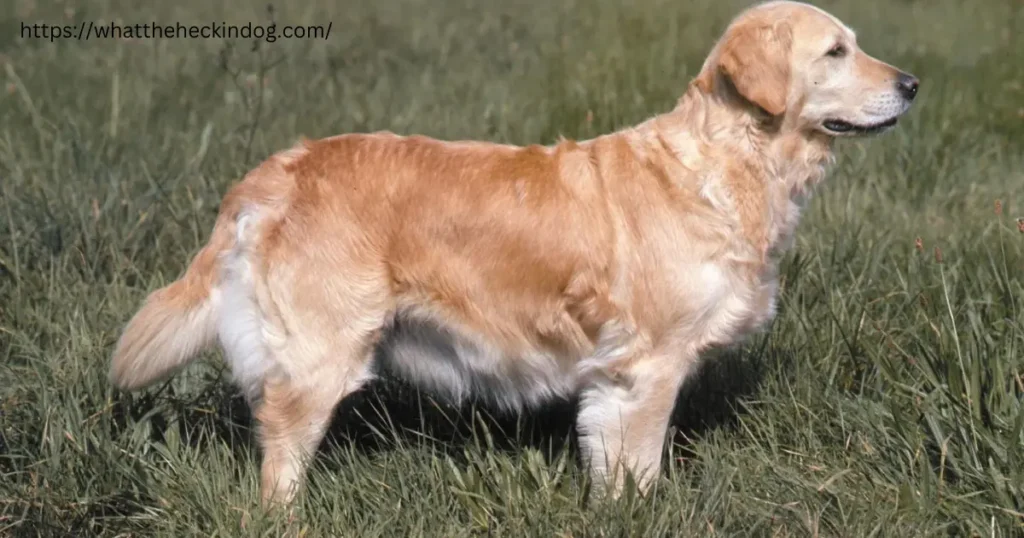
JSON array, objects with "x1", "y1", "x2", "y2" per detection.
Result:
[{"x1": 698, "y1": 1, "x2": 918, "y2": 136}]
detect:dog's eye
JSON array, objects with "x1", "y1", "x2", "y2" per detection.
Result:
[{"x1": 826, "y1": 44, "x2": 846, "y2": 58}]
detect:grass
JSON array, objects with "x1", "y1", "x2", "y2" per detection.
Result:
[{"x1": 1, "y1": 0, "x2": 1022, "y2": 535}]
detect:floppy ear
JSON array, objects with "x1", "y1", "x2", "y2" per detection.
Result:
[{"x1": 717, "y1": 22, "x2": 793, "y2": 116}]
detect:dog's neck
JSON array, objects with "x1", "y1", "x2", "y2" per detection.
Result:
[
  {"x1": 630, "y1": 77, "x2": 836, "y2": 263},
  {"x1": 667, "y1": 76, "x2": 834, "y2": 192}
]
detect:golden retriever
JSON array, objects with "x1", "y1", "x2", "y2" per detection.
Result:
[{"x1": 109, "y1": 0, "x2": 919, "y2": 505}]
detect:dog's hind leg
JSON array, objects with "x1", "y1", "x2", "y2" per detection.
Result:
[
  {"x1": 255, "y1": 353, "x2": 375, "y2": 507},
  {"x1": 252, "y1": 268, "x2": 391, "y2": 507}
]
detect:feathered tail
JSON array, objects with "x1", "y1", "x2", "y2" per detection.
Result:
[{"x1": 109, "y1": 214, "x2": 235, "y2": 390}]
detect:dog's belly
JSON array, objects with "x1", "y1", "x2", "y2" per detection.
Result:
[{"x1": 373, "y1": 314, "x2": 579, "y2": 411}]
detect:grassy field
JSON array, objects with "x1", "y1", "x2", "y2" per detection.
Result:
[{"x1": 1, "y1": 0, "x2": 1022, "y2": 535}]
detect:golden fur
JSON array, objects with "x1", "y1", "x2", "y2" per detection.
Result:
[{"x1": 109, "y1": 1, "x2": 919, "y2": 506}]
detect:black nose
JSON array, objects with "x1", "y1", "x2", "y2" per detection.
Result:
[{"x1": 897, "y1": 72, "x2": 919, "y2": 101}]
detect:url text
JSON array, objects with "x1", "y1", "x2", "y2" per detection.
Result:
[{"x1": 21, "y1": 21, "x2": 332, "y2": 43}]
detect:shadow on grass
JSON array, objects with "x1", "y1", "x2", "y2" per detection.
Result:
[
  {"x1": 15, "y1": 339, "x2": 775, "y2": 536},
  {"x1": 321, "y1": 337, "x2": 775, "y2": 469},
  {"x1": 110, "y1": 336, "x2": 777, "y2": 487}
]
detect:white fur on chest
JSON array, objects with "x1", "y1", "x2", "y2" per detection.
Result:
[
  {"x1": 678, "y1": 181, "x2": 810, "y2": 352},
  {"x1": 663, "y1": 259, "x2": 777, "y2": 355}
]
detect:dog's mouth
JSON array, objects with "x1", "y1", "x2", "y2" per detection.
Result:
[{"x1": 822, "y1": 117, "x2": 899, "y2": 135}]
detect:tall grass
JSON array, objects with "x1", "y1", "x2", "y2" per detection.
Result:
[{"x1": 1, "y1": 0, "x2": 1022, "y2": 535}]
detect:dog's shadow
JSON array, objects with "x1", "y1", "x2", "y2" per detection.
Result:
[
  {"x1": 123, "y1": 338, "x2": 778, "y2": 486},
  {"x1": 318, "y1": 338, "x2": 775, "y2": 469}
]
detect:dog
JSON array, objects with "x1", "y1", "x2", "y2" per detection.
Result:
[{"x1": 109, "y1": 0, "x2": 919, "y2": 506}]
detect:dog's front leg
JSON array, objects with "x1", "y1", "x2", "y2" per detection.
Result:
[{"x1": 576, "y1": 343, "x2": 697, "y2": 498}]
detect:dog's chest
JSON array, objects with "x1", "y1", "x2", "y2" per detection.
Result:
[
  {"x1": 660, "y1": 257, "x2": 776, "y2": 352},
  {"x1": 664, "y1": 193, "x2": 805, "y2": 350}
]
